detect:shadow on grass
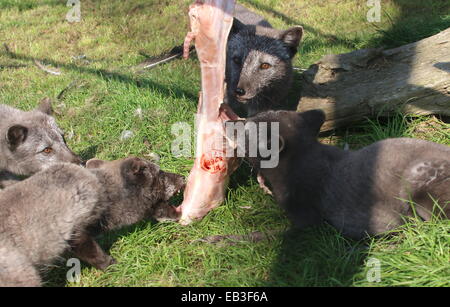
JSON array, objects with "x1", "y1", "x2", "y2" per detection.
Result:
[
  {"x1": 434, "y1": 62, "x2": 450, "y2": 73},
  {"x1": 0, "y1": 0, "x2": 60, "y2": 11},
  {"x1": 240, "y1": 0, "x2": 359, "y2": 50},
  {"x1": 228, "y1": 159, "x2": 257, "y2": 190},
  {"x1": 264, "y1": 227, "x2": 368, "y2": 287},
  {"x1": 77, "y1": 145, "x2": 99, "y2": 162},
  {"x1": 2, "y1": 48, "x2": 198, "y2": 102}
]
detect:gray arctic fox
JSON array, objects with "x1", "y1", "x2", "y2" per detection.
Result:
[
  {"x1": 0, "y1": 163, "x2": 104, "y2": 286},
  {"x1": 0, "y1": 99, "x2": 81, "y2": 188},
  {"x1": 226, "y1": 3, "x2": 303, "y2": 117},
  {"x1": 0, "y1": 157, "x2": 184, "y2": 286}
]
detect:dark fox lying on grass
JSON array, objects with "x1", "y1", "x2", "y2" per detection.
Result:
[
  {"x1": 0, "y1": 157, "x2": 184, "y2": 286},
  {"x1": 233, "y1": 110, "x2": 449, "y2": 240}
]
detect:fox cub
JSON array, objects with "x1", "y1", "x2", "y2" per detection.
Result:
[{"x1": 0, "y1": 157, "x2": 184, "y2": 286}]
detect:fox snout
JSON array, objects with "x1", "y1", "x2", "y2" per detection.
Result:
[
  {"x1": 235, "y1": 87, "x2": 246, "y2": 97},
  {"x1": 234, "y1": 83, "x2": 255, "y2": 102},
  {"x1": 161, "y1": 172, "x2": 186, "y2": 201}
]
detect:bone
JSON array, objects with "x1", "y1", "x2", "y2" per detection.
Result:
[{"x1": 176, "y1": 0, "x2": 239, "y2": 225}]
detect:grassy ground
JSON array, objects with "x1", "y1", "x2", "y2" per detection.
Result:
[{"x1": 0, "y1": 0, "x2": 449, "y2": 287}]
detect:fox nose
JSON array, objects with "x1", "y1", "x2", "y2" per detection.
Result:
[{"x1": 235, "y1": 88, "x2": 246, "y2": 97}]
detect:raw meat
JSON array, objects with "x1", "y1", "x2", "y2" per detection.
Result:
[{"x1": 176, "y1": 0, "x2": 239, "y2": 225}]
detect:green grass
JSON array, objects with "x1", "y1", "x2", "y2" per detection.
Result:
[
  {"x1": 354, "y1": 216, "x2": 450, "y2": 287},
  {"x1": 0, "y1": 0, "x2": 449, "y2": 287}
]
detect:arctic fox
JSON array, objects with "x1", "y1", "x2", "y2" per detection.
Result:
[
  {"x1": 0, "y1": 99, "x2": 81, "y2": 188},
  {"x1": 0, "y1": 163, "x2": 104, "y2": 286},
  {"x1": 238, "y1": 110, "x2": 449, "y2": 239},
  {"x1": 145, "y1": 3, "x2": 303, "y2": 117},
  {"x1": 0, "y1": 157, "x2": 184, "y2": 286},
  {"x1": 225, "y1": 4, "x2": 303, "y2": 117}
]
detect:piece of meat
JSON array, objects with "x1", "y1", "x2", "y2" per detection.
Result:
[
  {"x1": 257, "y1": 173, "x2": 273, "y2": 196},
  {"x1": 176, "y1": 0, "x2": 239, "y2": 225}
]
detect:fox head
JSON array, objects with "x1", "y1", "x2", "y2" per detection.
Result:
[
  {"x1": 1, "y1": 99, "x2": 82, "y2": 175},
  {"x1": 85, "y1": 157, "x2": 185, "y2": 226},
  {"x1": 226, "y1": 19, "x2": 303, "y2": 117},
  {"x1": 226, "y1": 109, "x2": 325, "y2": 170}
]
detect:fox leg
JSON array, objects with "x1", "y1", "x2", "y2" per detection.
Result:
[{"x1": 70, "y1": 232, "x2": 116, "y2": 271}]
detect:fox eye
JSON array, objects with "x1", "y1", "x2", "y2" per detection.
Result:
[
  {"x1": 260, "y1": 63, "x2": 271, "y2": 70},
  {"x1": 232, "y1": 56, "x2": 241, "y2": 65},
  {"x1": 43, "y1": 147, "x2": 53, "y2": 154}
]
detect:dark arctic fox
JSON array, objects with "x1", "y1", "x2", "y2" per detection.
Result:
[
  {"x1": 237, "y1": 110, "x2": 449, "y2": 239},
  {"x1": 145, "y1": 4, "x2": 302, "y2": 117},
  {"x1": 0, "y1": 99, "x2": 81, "y2": 188},
  {"x1": 0, "y1": 157, "x2": 184, "y2": 286},
  {"x1": 72, "y1": 157, "x2": 184, "y2": 270},
  {"x1": 226, "y1": 4, "x2": 303, "y2": 117}
]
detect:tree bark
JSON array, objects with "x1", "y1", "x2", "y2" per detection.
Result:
[{"x1": 297, "y1": 27, "x2": 450, "y2": 131}]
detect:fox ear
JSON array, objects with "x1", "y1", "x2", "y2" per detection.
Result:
[
  {"x1": 6, "y1": 125, "x2": 28, "y2": 150},
  {"x1": 298, "y1": 109, "x2": 325, "y2": 136},
  {"x1": 121, "y1": 157, "x2": 152, "y2": 184},
  {"x1": 280, "y1": 26, "x2": 303, "y2": 58},
  {"x1": 37, "y1": 97, "x2": 53, "y2": 115},
  {"x1": 85, "y1": 159, "x2": 105, "y2": 169},
  {"x1": 231, "y1": 18, "x2": 246, "y2": 34}
]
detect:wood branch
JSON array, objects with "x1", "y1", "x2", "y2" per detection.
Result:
[
  {"x1": 297, "y1": 27, "x2": 450, "y2": 131},
  {"x1": 33, "y1": 60, "x2": 62, "y2": 76},
  {"x1": 194, "y1": 230, "x2": 281, "y2": 246},
  {"x1": 134, "y1": 45, "x2": 195, "y2": 71}
]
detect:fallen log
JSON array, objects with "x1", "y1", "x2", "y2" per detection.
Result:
[
  {"x1": 176, "y1": 0, "x2": 239, "y2": 225},
  {"x1": 297, "y1": 27, "x2": 450, "y2": 131}
]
